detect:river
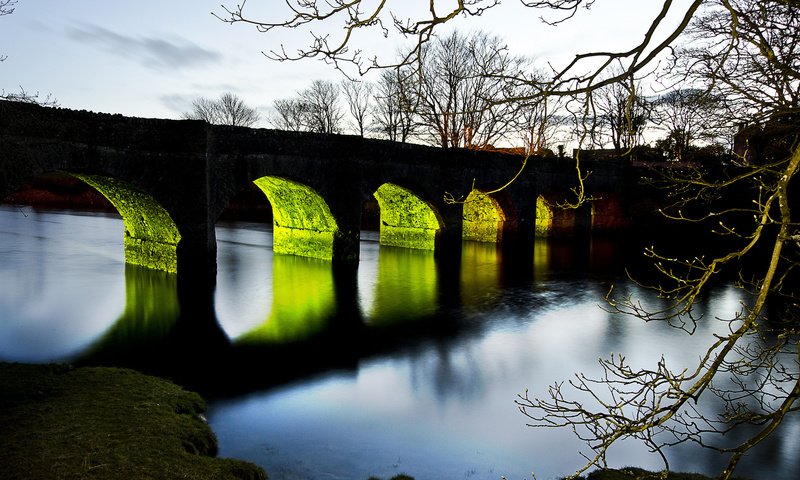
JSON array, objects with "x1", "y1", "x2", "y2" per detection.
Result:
[{"x1": 0, "y1": 205, "x2": 797, "y2": 480}]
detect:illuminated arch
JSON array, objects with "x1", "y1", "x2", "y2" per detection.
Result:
[
  {"x1": 71, "y1": 173, "x2": 181, "y2": 272},
  {"x1": 373, "y1": 183, "x2": 442, "y2": 250},
  {"x1": 462, "y1": 189, "x2": 506, "y2": 242},
  {"x1": 535, "y1": 195, "x2": 554, "y2": 237},
  {"x1": 253, "y1": 176, "x2": 339, "y2": 260}
]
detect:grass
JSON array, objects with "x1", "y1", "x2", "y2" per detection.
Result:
[{"x1": 0, "y1": 362, "x2": 266, "y2": 480}]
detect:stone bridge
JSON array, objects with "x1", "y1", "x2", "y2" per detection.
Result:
[{"x1": 1, "y1": 100, "x2": 637, "y2": 281}]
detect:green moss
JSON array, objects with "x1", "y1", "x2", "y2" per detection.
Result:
[
  {"x1": 253, "y1": 176, "x2": 339, "y2": 260},
  {"x1": 72, "y1": 173, "x2": 181, "y2": 272},
  {"x1": 0, "y1": 363, "x2": 266, "y2": 480},
  {"x1": 373, "y1": 183, "x2": 441, "y2": 250},
  {"x1": 462, "y1": 190, "x2": 505, "y2": 242},
  {"x1": 235, "y1": 254, "x2": 335, "y2": 344}
]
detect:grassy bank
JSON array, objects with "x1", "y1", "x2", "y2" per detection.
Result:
[{"x1": 0, "y1": 362, "x2": 266, "y2": 480}]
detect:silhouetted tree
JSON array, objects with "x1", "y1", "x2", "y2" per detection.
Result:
[
  {"x1": 651, "y1": 88, "x2": 722, "y2": 161},
  {"x1": 0, "y1": 0, "x2": 15, "y2": 63},
  {"x1": 593, "y1": 77, "x2": 651, "y2": 153},
  {"x1": 340, "y1": 79, "x2": 373, "y2": 137},
  {"x1": 371, "y1": 68, "x2": 416, "y2": 142},
  {"x1": 0, "y1": 0, "x2": 57, "y2": 106},
  {"x1": 270, "y1": 98, "x2": 308, "y2": 131},
  {"x1": 409, "y1": 30, "x2": 524, "y2": 148},
  {"x1": 182, "y1": 92, "x2": 260, "y2": 127},
  {"x1": 298, "y1": 79, "x2": 344, "y2": 134}
]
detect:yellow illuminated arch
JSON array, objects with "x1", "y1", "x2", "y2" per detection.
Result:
[
  {"x1": 462, "y1": 189, "x2": 506, "y2": 242},
  {"x1": 72, "y1": 173, "x2": 181, "y2": 272},
  {"x1": 253, "y1": 176, "x2": 339, "y2": 260},
  {"x1": 373, "y1": 183, "x2": 441, "y2": 250}
]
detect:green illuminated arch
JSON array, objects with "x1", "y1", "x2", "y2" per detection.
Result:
[
  {"x1": 462, "y1": 189, "x2": 506, "y2": 242},
  {"x1": 253, "y1": 176, "x2": 339, "y2": 260},
  {"x1": 373, "y1": 183, "x2": 441, "y2": 250},
  {"x1": 71, "y1": 173, "x2": 181, "y2": 272}
]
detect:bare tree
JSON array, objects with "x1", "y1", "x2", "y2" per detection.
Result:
[
  {"x1": 216, "y1": 92, "x2": 261, "y2": 127},
  {"x1": 182, "y1": 97, "x2": 219, "y2": 123},
  {"x1": 270, "y1": 98, "x2": 308, "y2": 131},
  {"x1": 651, "y1": 88, "x2": 721, "y2": 161},
  {"x1": 511, "y1": 82, "x2": 567, "y2": 155},
  {"x1": 297, "y1": 79, "x2": 344, "y2": 134},
  {"x1": 0, "y1": 1, "x2": 58, "y2": 107},
  {"x1": 216, "y1": 1, "x2": 800, "y2": 479},
  {"x1": 593, "y1": 77, "x2": 651, "y2": 153},
  {"x1": 182, "y1": 92, "x2": 260, "y2": 127},
  {"x1": 410, "y1": 30, "x2": 524, "y2": 149},
  {"x1": 340, "y1": 79, "x2": 373, "y2": 137},
  {"x1": 0, "y1": 0, "x2": 15, "y2": 63},
  {"x1": 372, "y1": 68, "x2": 416, "y2": 142}
]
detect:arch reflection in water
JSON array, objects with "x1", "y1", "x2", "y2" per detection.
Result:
[
  {"x1": 81, "y1": 264, "x2": 180, "y2": 360},
  {"x1": 235, "y1": 254, "x2": 336, "y2": 345},
  {"x1": 460, "y1": 241, "x2": 501, "y2": 308},
  {"x1": 361, "y1": 245, "x2": 438, "y2": 326}
]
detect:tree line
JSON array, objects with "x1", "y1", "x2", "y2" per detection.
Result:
[{"x1": 186, "y1": 28, "x2": 739, "y2": 166}]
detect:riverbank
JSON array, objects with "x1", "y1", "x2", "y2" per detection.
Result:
[{"x1": 0, "y1": 362, "x2": 266, "y2": 480}]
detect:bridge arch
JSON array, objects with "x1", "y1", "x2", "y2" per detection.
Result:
[
  {"x1": 252, "y1": 176, "x2": 340, "y2": 260},
  {"x1": 70, "y1": 173, "x2": 181, "y2": 272},
  {"x1": 534, "y1": 193, "x2": 592, "y2": 238},
  {"x1": 372, "y1": 182, "x2": 443, "y2": 251},
  {"x1": 462, "y1": 189, "x2": 508, "y2": 243}
]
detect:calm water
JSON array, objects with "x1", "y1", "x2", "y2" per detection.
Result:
[{"x1": 1, "y1": 205, "x2": 798, "y2": 480}]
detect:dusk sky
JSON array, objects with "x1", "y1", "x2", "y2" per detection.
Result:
[{"x1": 1, "y1": 1, "x2": 695, "y2": 126}]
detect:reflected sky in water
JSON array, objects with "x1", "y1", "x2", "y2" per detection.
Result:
[
  {"x1": 1, "y1": 208, "x2": 798, "y2": 480},
  {"x1": 0, "y1": 206, "x2": 125, "y2": 361}
]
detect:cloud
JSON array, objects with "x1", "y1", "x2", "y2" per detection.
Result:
[{"x1": 67, "y1": 24, "x2": 222, "y2": 70}]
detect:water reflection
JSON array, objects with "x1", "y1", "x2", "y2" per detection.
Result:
[
  {"x1": 2, "y1": 209, "x2": 797, "y2": 480},
  {"x1": 460, "y1": 241, "x2": 501, "y2": 309},
  {"x1": 235, "y1": 254, "x2": 336, "y2": 345},
  {"x1": 81, "y1": 264, "x2": 180, "y2": 361},
  {"x1": 361, "y1": 245, "x2": 438, "y2": 326},
  {"x1": 0, "y1": 207, "x2": 125, "y2": 362}
]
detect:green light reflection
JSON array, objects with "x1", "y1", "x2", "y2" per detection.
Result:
[
  {"x1": 82, "y1": 264, "x2": 180, "y2": 357},
  {"x1": 236, "y1": 254, "x2": 336, "y2": 345},
  {"x1": 366, "y1": 246, "x2": 438, "y2": 326},
  {"x1": 460, "y1": 241, "x2": 501, "y2": 307}
]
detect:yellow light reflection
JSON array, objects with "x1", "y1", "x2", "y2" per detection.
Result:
[
  {"x1": 460, "y1": 241, "x2": 501, "y2": 307},
  {"x1": 236, "y1": 254, "x2": 335, "y2": 344},
  {"x1": 366, "y1": 246, "x2": 438, "y2": 326}
]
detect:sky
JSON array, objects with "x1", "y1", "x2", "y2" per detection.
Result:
[{"x1": 0, "y1": 0, "x2": 697, "y2": 127}]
